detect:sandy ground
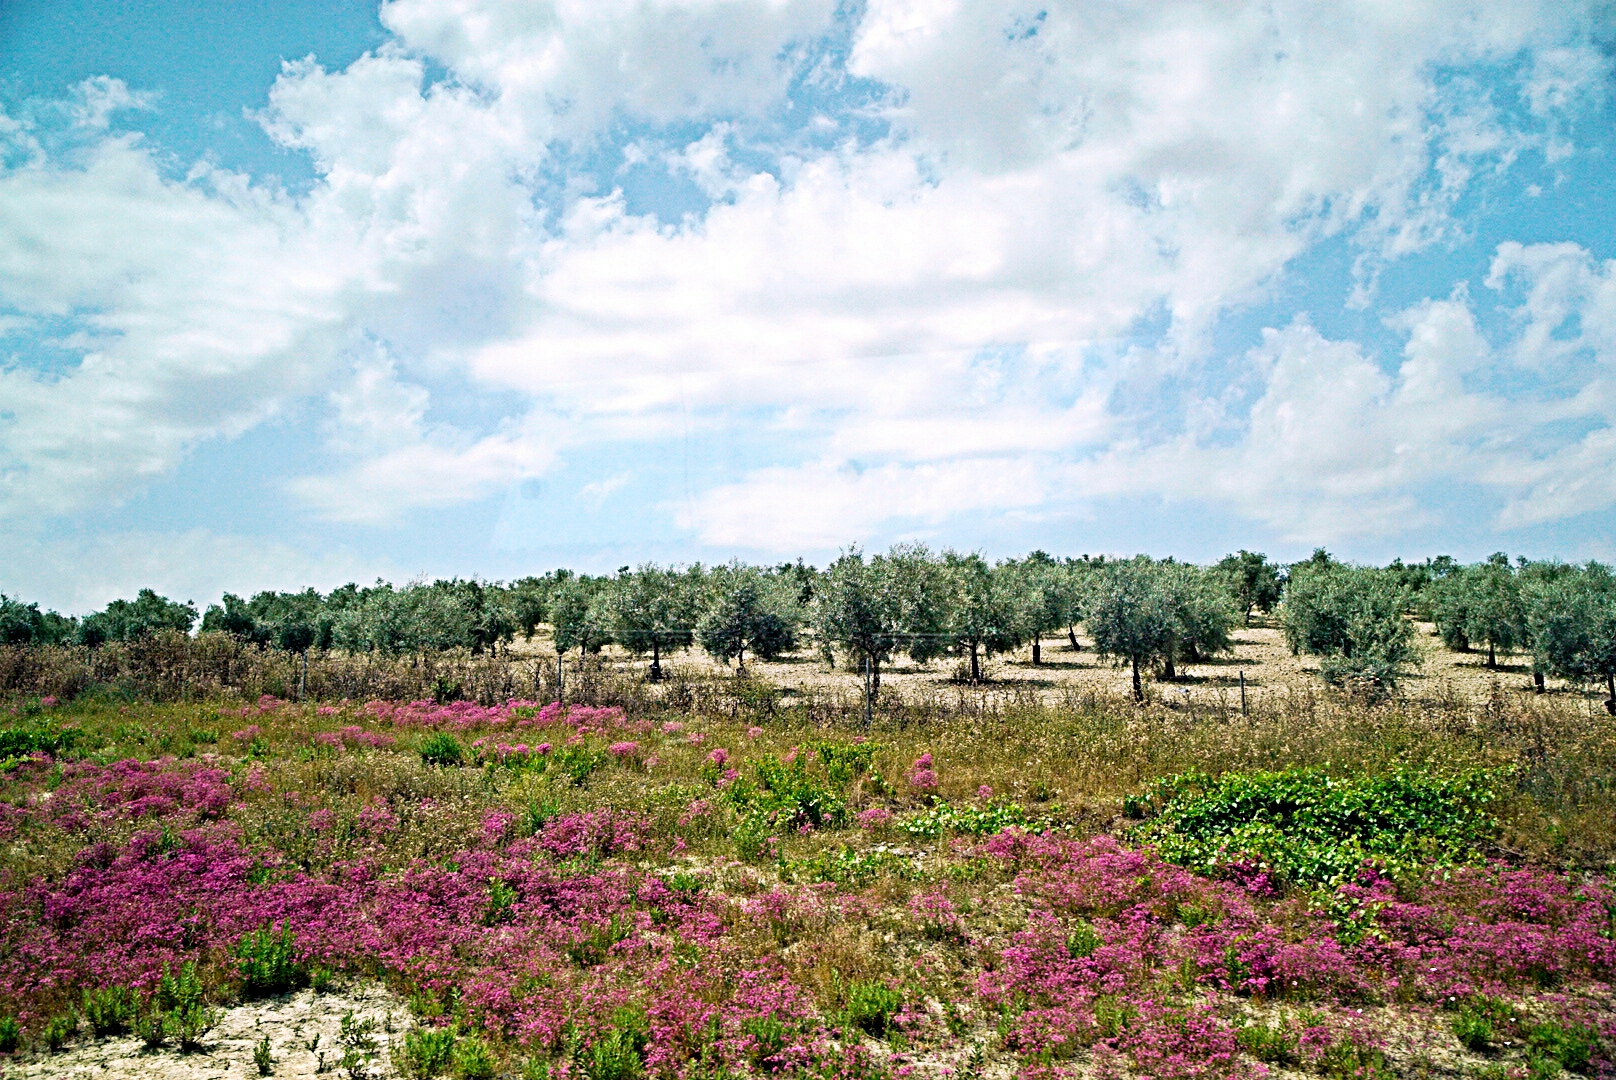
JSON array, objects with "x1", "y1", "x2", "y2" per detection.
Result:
[
  {"x1": 518, "y1": 619, "x2": 1595, "y2": 711},
  {"x1": 6, "y1": 985, "x2": 404, "y2": 1079}
]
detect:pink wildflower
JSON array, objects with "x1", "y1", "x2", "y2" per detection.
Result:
[
  {"x1": 609, "y1": 741, "x2": 640, "y2": 759},
  {"x1": 977, "y1": 784, "x2": 993, "y2": 800},
  {"x1": 747, "y1": 726, "x2": 763, "y2": 738},
  {"x1": 40, "y1": 696, "x2": 58, "y2": 708},
  {"x1": 857, "y1": 806, "x2": 893, "y2": 829},
  {"x1": 708, "y1": 747, "x2": 729, "y2": 768},
  {"x1": 907, "y1": 752, "x2": 938, "y2": 793}
]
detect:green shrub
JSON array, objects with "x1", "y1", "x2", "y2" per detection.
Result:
[
  {"x1": 815, "y1": 741, "x2": 881, "y2": 786},
  {"x1": 136, "y1": 1004, "x2": 169, "y2": 1049},
  {"x1": 778, "y1": 846, "x2": 915, "y2": 887},
  {"x1": 254, "y1": 1034, "x2": 277, "y2": 1075},
  {"x1": 82, "y1": 985, "x2": 135, "y2": 1036},
  {"x1": 0, "y1": 1015, "x2": 19, "y2": 1053},
  {"x1": 740, "y1": 1014, "x2": 790, "y2": 1070},
  {"x1": 338, "y1": 1012, "x2": 380, "y2": 1079},
  {"x1": 1132, "y1": 766, "x2": 1503, "y2": 890},
  {"x1": 395, "y1": 1026, "x2": 457, "y2": 1078},
  {"x1": 1316, "y1": 1038, "x2": 1390, "y2": 1080},
  {"x1": 419, "y1": 732, "x2": 464, "y2": 767},
  {"x1": 1237, "y1": 1021, "x2": 1299, "y2": 1066},
  {"x1": 1526, "y1": 1019, "x2": 1601, "y2": 1075},
  {"x1": 0, "y1": 720, "x2": 82, "y2": 765},
  {"x1": 43, "y1": 1010, "x2": 76, "y2": 1052},
  {"x1": 169, "y1": 1000, "x2": 217, "y2": 1053},
  {"x1": 453, "y1": 1034, "x2": 498, "y2": 1080},
  {"x1": 156, "y1": 961, "x2": 218, "y2": 1052},
  {"x1": 843, "y1": 980, "x2": 903, "y2": 1038},
  {"x1": 553, "y1": 745, "x2": 607, "y2": 785},
  {"x1": 236, "y1": 923, "x2": 308, "y2": 998},
  {"x1": 578, "y1": 1006, "x2": 648, "y2": 1080},
  {"x1": 566, "y1": 915, "x2": 633, "y2": 966},
  {"x1": 899, "y1": 801, "x2": 1029, "y2": 839},
  {"x1": 1452, "y1": 998, "x2": 1513, "y2": 1053},
  {"x1": 1065, "y1": 920, "x2": 1102, "y2": 959}
]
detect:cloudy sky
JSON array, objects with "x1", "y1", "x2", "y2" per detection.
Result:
[{"x1": 2, "y1": 0, "x2": 1614, "y2": 612}]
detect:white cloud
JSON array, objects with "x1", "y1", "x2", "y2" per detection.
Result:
[
  {"x1": 1, "y1": 1, "x2": 1613, "y2": 571},
  {"x1": 286, "y1": 351, "x2": 556, "y2": 523}
]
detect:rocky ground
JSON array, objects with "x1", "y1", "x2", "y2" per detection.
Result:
[{"x1": 4, "y1": 984, "x2": 404, "y2": 1080}]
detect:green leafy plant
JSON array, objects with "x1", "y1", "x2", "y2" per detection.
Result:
[
  {"x1": 1454, "y1": 1002, "x2": 1499, "y2": 1047},
  {"x1": 339, "y1": 1012, "x2": 380, "y2": 1080},
  {"x1": 255, "y1": 1034, "x2": 278, "y2": 1075},
  {"x1": 1237, "y1": 1020, "x2": 1300, "y2": 1066},
  {"x1": 43, "y1": 1010, "x2": 76, "y2": 1052},
  {"x1": 82, "y1": 985, "x2": 135, "y2": 1037},
  {"x1": 1132, "y1": 766, "x2": 1504, "y2": 890},
  {"x1": 419, "y1": 732, "x2": 464, "y2": 767},
  {"x1": 1065, "y1": 919, "x2": 1102, "y2": 959},
  {"x1": 899, "y1": 800, "x2": 1029, "y2": 839},
  {"x1": 453, "y1": 1034, "x2": 498, "y2": 1080},
  {"x1": 1526, "y1": 1018, "x2": 1601, "y2": 1075},
  {"x1": 843, "y1": 980, "x2": 903, "y2": 1038},
  {"x1": 395, "y1": 1026, "x2": 457, "y2": 1078},
  {"x1": 0, "y1": 1015, "x2": 19, "y2": 1053},
  {"x1": 154, "y1": 961, "x2": 218, "y2": 1052},
  {"x1": 577, "y1": 1006, "x2": 648, "y2": 1080},
  {"x1": 553, "y1": 744, "x2": 608, "y2": 785},
  {"x1": 815, "y1": 741, "x2": 881, "y2": 786},
  {"x1": 236, "y1": 923, "x2": 308, "y2": 998}
]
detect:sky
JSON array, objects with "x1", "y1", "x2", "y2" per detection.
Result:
[{"x1": 2, "y1": 0, "x2": 1615, "y2": 614}]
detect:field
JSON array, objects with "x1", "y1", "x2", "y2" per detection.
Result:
[{"x1": 1, "y1": 631, "x2": 1614, "y2": 1080}]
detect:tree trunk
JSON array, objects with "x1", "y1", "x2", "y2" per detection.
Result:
[
  {"x1": 1244, "y1": 603, "x2": 1253, "y2": 626},
  {"x1": 1131, "y1": 655, "x2": 1143, "y2": 702},
  {"x1": 650, "y1": 639, "x2": 662, "y2": 682},
  {"x1": 300, "y1": 651, "x2": 308, "y2": 702},
  {"x1": 1487, "y1": 642, "x2": 1497, "y2": 669},
  {"x1": 870, "y1": 654, "x2": 881, "y2": 696},
  {"x1": 1534, "y1": 670, "x2": 1545, "y2": 693},
  {"x1": 1606, "y1": 673, "x2": 1616, "y2": 716},
  {"x1": 1068, "y1": 626, "x2": 1080, "y2": 651},
  {"x1": 1163, "y1": 655, "x2": 1176, "y2": 681},
  {"x1": 1032, "y1": 638, "x2": 1041, "y2": 666},
  {"x1": 736, "y1": 646, "x2": 746, "y2": 673},
  {"x1": 969, "y1": 642, "x2": 981, "y2": 683}
]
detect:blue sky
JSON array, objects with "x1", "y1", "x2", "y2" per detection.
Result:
[{"x1": 2, "y1": 0, "x2": 1615, "y2": 613}]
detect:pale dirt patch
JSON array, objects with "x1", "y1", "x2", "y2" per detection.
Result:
[
  {"x1": 5, "y1": 985, "x2": 405, "y2": 1080},
  {"x1": 515, "y1": 620, "x2": 1587, "y2": 711}
]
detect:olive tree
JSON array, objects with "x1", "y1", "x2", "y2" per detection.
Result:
[
  {"x1": 1085, "y1": 557, "x2": 1176, "y2": 701},
  {"x1": 939, "y1": 551, "x2": 1024, "y2": 683},
  {"x1": 811, "y1": 543, "x2": 947, "y2": 697},
  {"x1": 78, "y1": 589, "x2": 198, "y2": 646},
  {"x1": 608, "y1": 564, "x2": 697, "y2": 680},
  {"x1": 1524, "y1": 562, "x2": 1616, "y2": 712},
  {"x1": 1281, "y1": 560, "x2": 1415, "y2": 691},
  {"x1": 1010, "y1": 551, "x2": 1082, "y2": 664},
  {"x1": 1159, "y1": 562, "x2": 1239, "y2": 678},
  {"x1": 694, "y1": 563, "x2": 798, "y2": 672},
  {"x1": 1214, "y1": 550, "x2": 1283, "y2": 624},
  {"x1": 1430, "y1": 555, "x2": 1526, "y2": 668}
]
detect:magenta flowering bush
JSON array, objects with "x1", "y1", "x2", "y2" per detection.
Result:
[
  {"x1": 907, "y1": 752, "x2": 938, "y2": 794},
  {"x1": 4, "y1": 699, "x2": 1614, "y2": 1080}
]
